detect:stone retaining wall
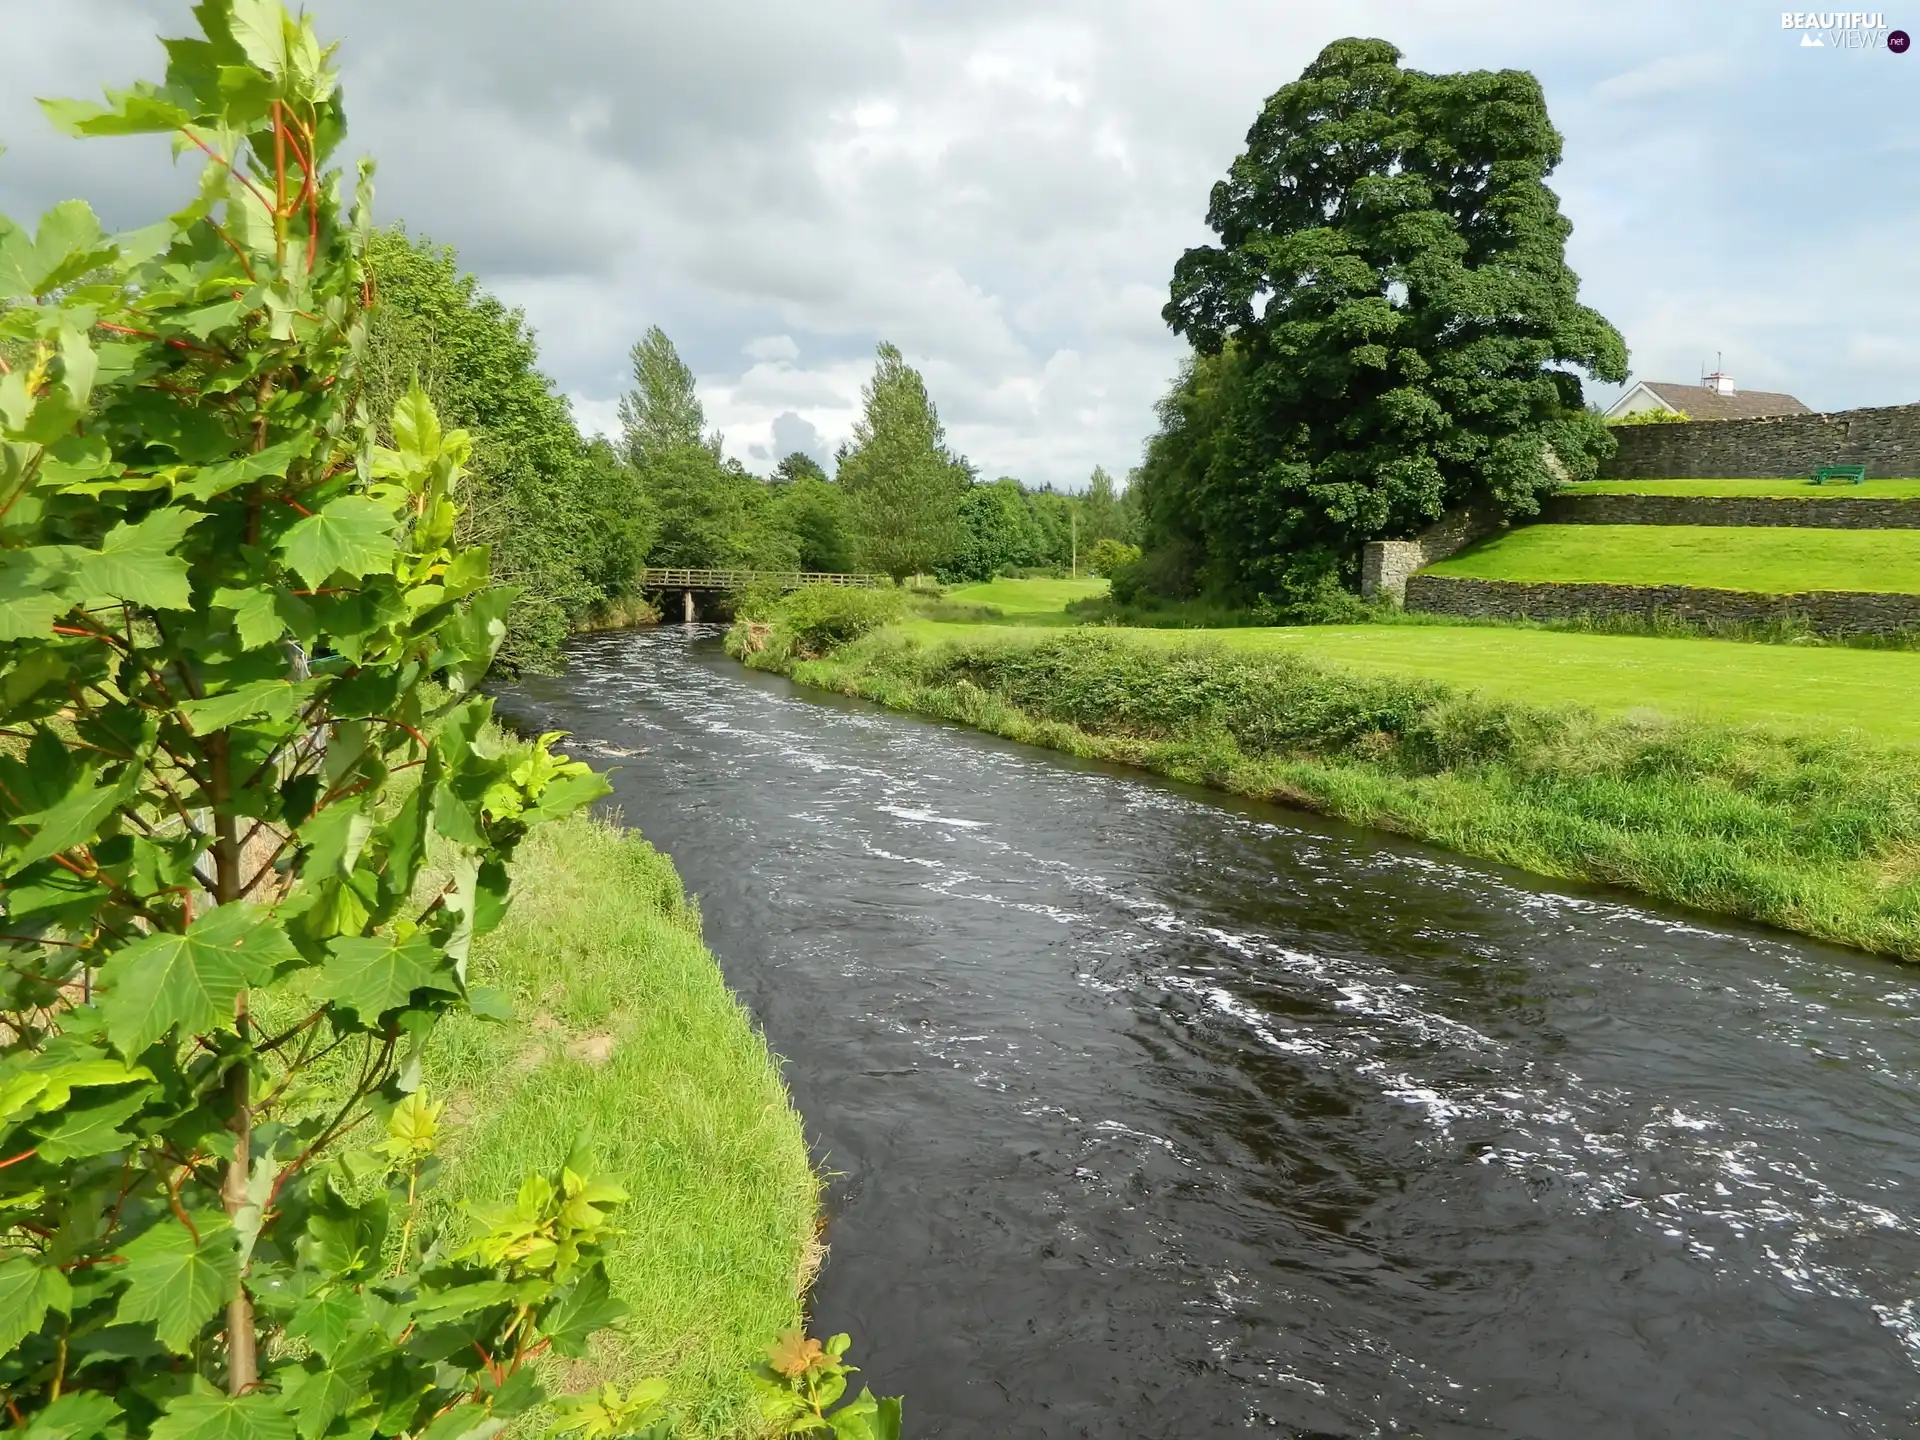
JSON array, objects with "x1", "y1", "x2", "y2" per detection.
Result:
[
  {"x1": 1359, "y1": 506, "x2": 1504, "y2": 605},
  {"x1": 1404, "y1": 574, "x2": 1920, "y2": 635},
  {"x1": 1602, "y1": 402, "x2": 1920, "y2": 480},
  {"x1": 1541, "y1": 492, "x2": 1920, "y2": 528}
]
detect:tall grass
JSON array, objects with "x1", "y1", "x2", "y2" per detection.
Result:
[
  {"x1": 421, "y1": 813, "x2": 818, "y2": 1436},
  {"x1": 746, "y1": 627, "x2": 1920, "y2": 960}
]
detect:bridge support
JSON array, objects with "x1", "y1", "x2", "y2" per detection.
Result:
[{"x1": 683, "y1": 590, "x2": 695, "y2": 624}]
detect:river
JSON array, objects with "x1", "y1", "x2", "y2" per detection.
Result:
[{"x1": 492, "y1": 628, "x2": 1920, "y2": 1438}]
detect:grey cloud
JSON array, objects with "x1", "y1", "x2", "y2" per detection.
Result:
[{"x1": 771, "y1": 412, "x2": 828, "y2": 467}]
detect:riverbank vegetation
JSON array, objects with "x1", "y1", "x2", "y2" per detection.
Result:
[
  {"x1": 363, "y1": 230, "x2": 653, "y2": 669},
  {"x1": 1425, "y1": 524, "x2": 1920, "y2": 593},
  {"x1": 429, "y1": 812, "x2": 819, "y2": 1435},
  {"x1": 899, "y1": 583, "x2": 1920, "y2": 738}
]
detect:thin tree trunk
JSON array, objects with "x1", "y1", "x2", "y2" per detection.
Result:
[{"x1": 210, "y1": 733, "x2": 258, "y2": 1393}]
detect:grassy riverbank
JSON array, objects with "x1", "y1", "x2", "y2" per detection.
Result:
[
  {"x1": 732, "y1": 613, "x2": 1920, "y2": 960},
  {"x1": 420, "y1": 811, "x2": 819, "y2": 1435},
  {"x1": 901, "y1": 618, "x2": 1920, "y2": 743}
]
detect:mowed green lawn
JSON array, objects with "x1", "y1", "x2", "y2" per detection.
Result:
[
  {"x1": 1573, "y1": 478, "x2": 1920, "y2": 499},
  {"x1": 1424, "y1": 524, "x2": 1920, "y2": 594},
  {"x1": 942, "y1": 576, "x2": 1109, "y2": 614},
  {"x1": 898, "y1": 580, "x2": 1920, "y2": 743}
]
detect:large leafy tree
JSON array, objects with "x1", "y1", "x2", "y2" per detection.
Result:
[
  {"x1": 1079, "y1": 466, "x2": 1128, "y2": 547},
  {"x1": 944, "y1": 478, "x2": 1043, "y2": 583},
  {"x1": 1157, "y1": 37, "x2": 1627, "y2": 601},
  {"x1": 771, "y1": 472, "x2": 853, "y2": 572},
  {"x1": 362, "y1": 229, "x2": 649, "y2": 666},
  {"x1": 836, "y1": 343, "x2": 970, "y2": 582},
  {"x1": 772, "y1": 451, "x2": 828, "y2": 486},
  {"x1": 643, "y1": 444, "x2": 752, "y2": 567}
]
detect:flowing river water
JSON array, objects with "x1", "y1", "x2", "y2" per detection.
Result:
[{"x1": 493, "y1": 628, "x2": 1920, "y2": 1438}]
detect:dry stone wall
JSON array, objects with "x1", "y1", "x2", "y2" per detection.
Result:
[
  {"x1": 1602, "y1": 403, "x2": 1920, "y2": 480},
  {"x1": 1405, "y1": 575, "x2": 1920, "y2": 635},
  {"x1": 1359, "y1": 506, "x2": 1505, "y2": 604},
  {"x1": 1541, "y1": 493, "x2": 1920, "y2": 528}
]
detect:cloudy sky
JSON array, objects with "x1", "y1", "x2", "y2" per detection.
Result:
[{"x1": 0, "y1": 2, "x2": 1914, "y2": 487}]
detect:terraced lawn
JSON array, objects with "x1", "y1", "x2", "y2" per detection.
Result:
[
  {"x1": 1423, "y1": 524, "x2": 1920, "y2": 594},
  {"x1": 1572, "y1": 478, "x2": 1920, "y2": 499}
]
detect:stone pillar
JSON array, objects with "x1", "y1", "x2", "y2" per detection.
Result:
[
  {"x1": 683, "y1": 590, "x2": 695, "y2": 624},
  {"x1": 1360, "y1": 540, "x2": 1425, "y2": 606}
]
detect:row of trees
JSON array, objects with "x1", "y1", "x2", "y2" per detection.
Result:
[
  {"x1": 362, "y1": 245, "x2": 1135, "y2": 666},
  {"x1": 1126, "y1": 37, "x2": 1628, "y2": 609},
  {"x1": 617, "y1": 331, "x2": 1138, "y2": 586}
]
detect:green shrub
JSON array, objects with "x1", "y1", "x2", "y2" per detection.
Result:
[
  {"x1": 1606, "y1": 407, "x2": 1691, "y2": 425},
  {"x1": 730, "y1": 584, "x2": 905, "y2": 662},
  {"x1": 1087, "y1": 538, "x2": 1142, "y2": 578},
  {"x1": 731, "y1": 575, "x2": 792, "y2": 621}
]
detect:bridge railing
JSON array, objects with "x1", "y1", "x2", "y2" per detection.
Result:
[{"x1": 636, "y1": 568, "x2": 886, "y2": 591}]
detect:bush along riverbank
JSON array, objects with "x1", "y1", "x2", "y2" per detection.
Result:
[
  {"x1": 419, "y1": 808, "x2": 823, "y2": 1435},
  {"x1": 729, "y1": 602, "x2": 1920, "y2": 960}
]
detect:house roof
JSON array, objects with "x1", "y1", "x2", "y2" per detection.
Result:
[{"x1": 1637, "y1": 381, "x2": 1813, "y2": 421}]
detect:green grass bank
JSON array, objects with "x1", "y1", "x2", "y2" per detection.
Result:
[
  {"x1": 422, "y1": 812, "x2": 819, "y2": 1436},
  {"x1": 732, "y1": 610, "x2": 1920, "y2": 961},
  {"x1": 916, "y1": 589, "x2": 1920, "y2": 743},
  {"x1": 1424, "y1": 524, "x2": 1920, "y2": 594}
]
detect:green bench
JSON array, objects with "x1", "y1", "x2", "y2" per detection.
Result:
[{"x1": 1811, "y1": 464, "x2": 1868, "y2": 485}]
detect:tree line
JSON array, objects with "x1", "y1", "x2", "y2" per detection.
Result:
[{"x1": 363, "y1": 232, "x2": 1136, "y2": 668}]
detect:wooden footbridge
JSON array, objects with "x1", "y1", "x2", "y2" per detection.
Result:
[{"x1": 635, "y1": 567, "x2": 885, "y2": 621}]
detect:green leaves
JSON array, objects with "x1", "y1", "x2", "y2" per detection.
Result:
[
  {"x1": 537, "y1": 1265, "x2": 629, "y2": 1358},
  {"x1": 277, "y1": 495, "x2": 397, "y2": 586},
  {"x1": 149, "y1": 1390, "x2": 295, "y2": 1440},
  {"x1": 39, "y1": 91, "x2": 191, "y2": 139},
  {"x1": 98, "y1": 905, "x2": 297, "y2": 1056},
  {"x1": 69, "y1": 508, "x2": 206, "y2": 611},
  {"x1": 31, "y1": 1085, "x2": 153, "y2": 1161},
  {"x1": 752, "y1": 1332, "x2": 902, "y2": 1440},
  {"x1": 229, "y1": 0, "x2": 293, "y2": 72},
  {"x1": 0, "y1": 200, "x2": 116, "y2": 300},
  {"x1": 313, "y1": 932, "x2": 455, "y2": 1022},
  {"x1": 114, "y1": 1219, "x2": 239, "y2": 1354},
  {"x1": 17, "y1": 1392, "x2": 121, "y2": 1440},
  {"x1": 0, "y1": 1254, "x2": 72, "y2": 1356},
  {"x1": 391, "y1": 382, "x2": 443, "y2": 462},
  {"x1": 178, "y1": 438, "x2": 308, "y2": 502}
]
